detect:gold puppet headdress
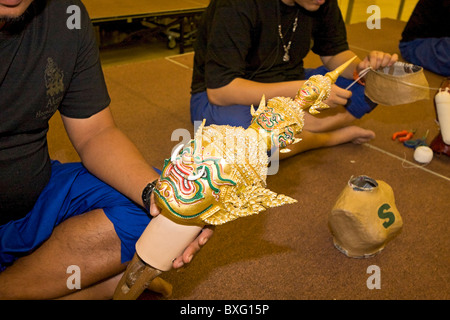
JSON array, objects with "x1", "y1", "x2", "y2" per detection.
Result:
[{"x1": 295, "y1": 56, "x2": 357, "y2": 114}]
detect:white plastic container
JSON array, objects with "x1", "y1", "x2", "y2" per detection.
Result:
[{"x1": 435, "y1": 88, "x2": 450, "y2": 145}]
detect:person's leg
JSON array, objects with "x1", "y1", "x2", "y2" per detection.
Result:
[
  {"x1": 0, "y1": 162, "x2": 152, "y2": 299},
  {"x1": 191, "y1": 90, "x2": 364, "y2": 134},
  {"x1": 0, "y1": 208, "x2": 125, "y2": 299},
  {"x1": 57, "y1": 271, "x2": 172, "y2": 299},
  {"x1": 0, "y1": 208, "x2": 170, "y2": 300},
  {"x1": 279, "y1": 126, "x2": 375, "y2": 159},
  {"x1": 58, "y1": 273, "x2": 124, "y2": 300},
  {"x1": 399, "y1": 38, "x2": 450, "y2": 76},
  {"x1": 302, "y1": 106, "x2": 356, "y2": 132},
  {"x1": 190, "y1": 91, "x2": 253, "y2": 128}
]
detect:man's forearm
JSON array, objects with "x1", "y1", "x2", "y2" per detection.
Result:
[
  {"x1": 63, "y1": 108, "x2": 160, "y2": 208},
  {"x1": 321, "y1": 50, "x2": 361, "y2": 80},
  {"x1": 79, "y1": 126, "x2": 159, "y2": 207}
]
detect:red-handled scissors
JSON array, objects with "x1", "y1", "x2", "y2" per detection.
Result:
[{"x1": 392, "y1": 130, "x2": 415, "y2": 142}]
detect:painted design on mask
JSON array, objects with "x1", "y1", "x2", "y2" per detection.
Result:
[{"x1": 156, "y1": 141, "x2": 236, "y2": 223}]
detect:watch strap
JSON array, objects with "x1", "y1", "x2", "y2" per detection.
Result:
[{"x1": 142, "y1": 179, "x2": 158, "y2": 213}]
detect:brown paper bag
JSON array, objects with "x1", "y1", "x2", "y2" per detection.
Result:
[
  {"x1": 329, "y1": 176, "x2": 403, "y2": 258},
  {"x1": 365, "y1": 62, "x2": 430, "y2": 106}
]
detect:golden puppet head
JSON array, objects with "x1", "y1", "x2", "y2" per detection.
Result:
[
  {"x1": 248, "y1": 95, "x2": 305, "y2": 153},
  {"x1": 295, "y1": 56, "x2": 357, "y2": 114}
]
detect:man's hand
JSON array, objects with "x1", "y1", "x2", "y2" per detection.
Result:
[
  {"x1": 357, "y1": 50, "x2": 398, "y2": 73},
  {"x1": 324, "y1": 84, "x2": 353, "y2": 109},
  {"x1": 321, "y1": 50, "x2": 398, "y2": 109},
  {"x1": 172, "y1": 226, "x2": 215, "y2": 268}
]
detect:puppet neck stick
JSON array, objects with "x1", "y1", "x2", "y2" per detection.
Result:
[
  {"x1": 113, "y1": 252, "x2": 162, "y2": 300},
  {"x1": 113, "y1": 215, "x2": 202, "y2": 300}
]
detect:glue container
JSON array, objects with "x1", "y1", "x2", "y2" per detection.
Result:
[{"x1": 435, "y1": 88, "x2": 450, "y2": 145}]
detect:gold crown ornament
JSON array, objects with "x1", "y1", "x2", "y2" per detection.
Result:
[{"x1": 295, "y1": 56, "x2": 356, "y2": 114}]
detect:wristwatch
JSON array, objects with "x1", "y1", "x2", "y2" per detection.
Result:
[{"x1": 142, "y1": 179, "x2": 158, "y2": 213}]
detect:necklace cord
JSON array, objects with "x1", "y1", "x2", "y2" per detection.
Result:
[{"x1": 278, "y1": 8, "x2": 300, "y2": 62}]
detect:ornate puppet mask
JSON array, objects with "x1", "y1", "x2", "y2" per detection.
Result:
[{"x1": 154, "y1": 121, "x2": 296, "y2": 227}]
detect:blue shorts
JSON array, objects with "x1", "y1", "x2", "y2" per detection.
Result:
[
  {"x1": 0, "y1": 161, "x2": 152, "y2": 272},
  {"x1": 399, "y1": 37, "x2": 450, "y2": 77},
  {"x1": 190, "y1": 66, "x2": 377, "y2": 128}
]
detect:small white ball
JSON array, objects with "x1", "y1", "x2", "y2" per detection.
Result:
[{"x1": 414, "y1": 146, "x2": 433, "y2": 164}]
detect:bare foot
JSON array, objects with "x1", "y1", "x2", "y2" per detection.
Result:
[
  {"x1": 325, "y1": 125, "x2": 375, "y2": 147},
  {"x1": 350, "y1": 127, "x2": 376, "y2": 144},
  {"x1": 279, "y1": 125, "x2": 375, "y2": 159}
]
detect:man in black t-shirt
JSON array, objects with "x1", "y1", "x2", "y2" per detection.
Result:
[
  {"x1": 190, "y1": 0, "x2": 398, "y2": 157},
  {"x1": 0, "y1": 0, "x2": 212, "y2": 299},
  {"x1": 399, "y1": 0, "x2": 450, "y2": 76}
]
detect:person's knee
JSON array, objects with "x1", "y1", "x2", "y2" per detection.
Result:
[{"x1": 0, "y1": 209, "x2": 125, "y2": 300}]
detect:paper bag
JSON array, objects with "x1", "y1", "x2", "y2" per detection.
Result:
[
  {"x1": 365, "y1": 62, "x2": 430, "y2": 106},
  {"x1": 329, "y1": 176, "x2": 403, "y2": 258}
]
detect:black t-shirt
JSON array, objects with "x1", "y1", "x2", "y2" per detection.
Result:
[
  {"x1": 191, "y1": 0, "x2": 349, "y2": 94},
  {"x1": 0, "y1": 0, "x2": 110, "y2": 224},
  {"x1": 401, "y1": 0, "x2": 450, "y2": 43}
]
